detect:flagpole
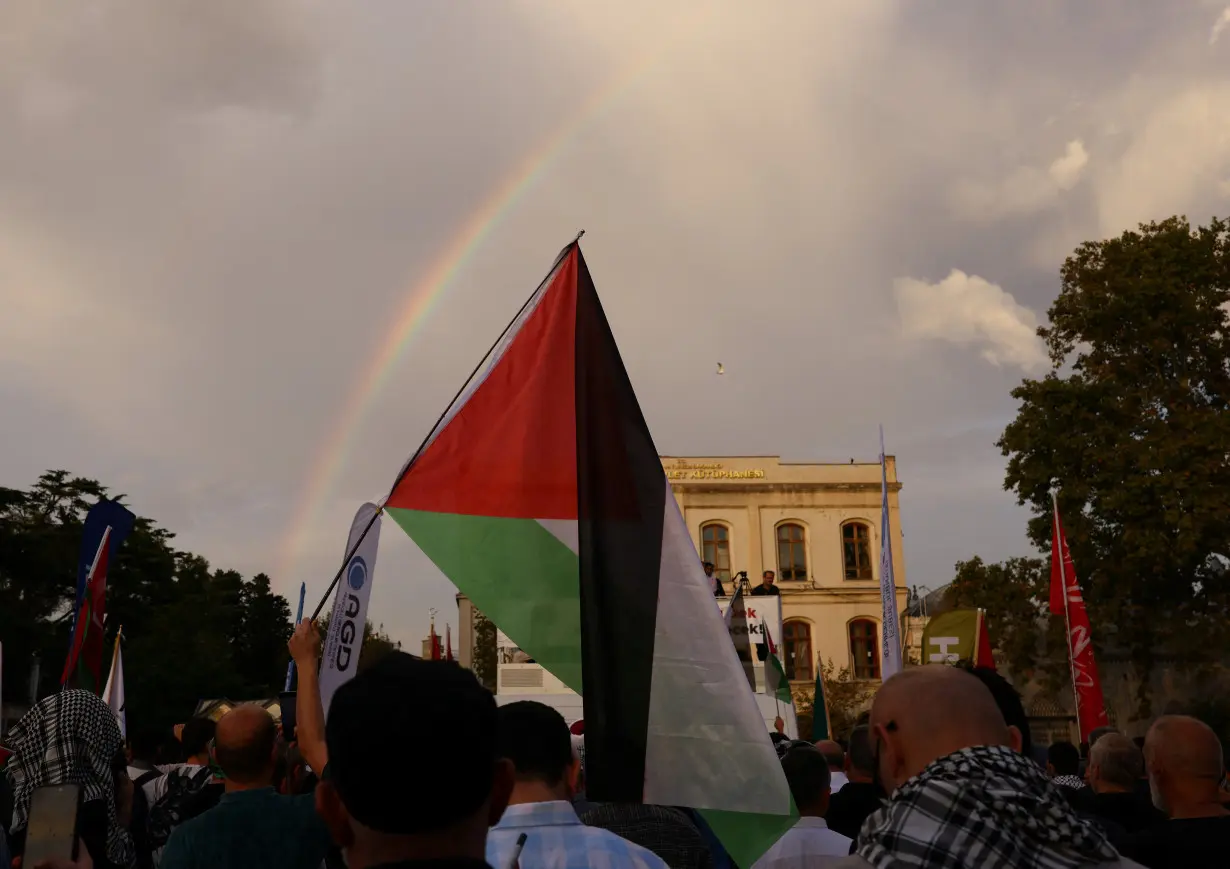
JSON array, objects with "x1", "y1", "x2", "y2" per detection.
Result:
[
  {"x1": 309, "y1": 233, "x2": 587, "y2": 621},
  {"x1": 972, "y1": 608, "x2": 983, "y2": 668},
  {"x1": 285, "y1": 582, "x2": 306, "y2": 691},
  {"x1": 1052, "y1": 490, "x2": 1083, "y2": 742}
]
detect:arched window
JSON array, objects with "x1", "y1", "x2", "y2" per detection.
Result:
[
  {"x1": 776, "y1": 523, "x2": 808, "y2": 581},
  {"x1": 701, "y1": 523, "x2": 731, "y2": 582},
  {"x1": 783, "y1": 620, "x2": 813, "y2": 682},
  {"x1": 842, "y1": 522, "x2": 873, "y2": 580},
  {"x1": 849, "y1": 619, "x2": 880, "y2": 680}
]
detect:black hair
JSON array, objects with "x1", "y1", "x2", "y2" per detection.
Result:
[
  {"x1": 327, "y1": 654, "x2": 498, "y2": 835},
  {"x1": 498, "y1": 701, "x2": 572, "y2": 787},
  {"x1": 780, "y1": 746, "x2": 831, "y2": 811},
  {"x1": 180, "y1": 717, "x2": 217, "y2": 758},
  {"x1": 215, "y1": 709, "x2": 276, "y2": 783},
  {"x1": 848, "y1": 725, "x2": 875, "y2": 775},
  {"x1": 957, "y1": 663, "x2": 1034, "y2": 759},
  {"x1": 1048, "y1": 740, "x2": 1081, "y2": 776}
]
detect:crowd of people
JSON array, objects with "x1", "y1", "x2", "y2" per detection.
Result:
[{"x1": 3, "y1": 623, "x2": 1227, "y2": 869}]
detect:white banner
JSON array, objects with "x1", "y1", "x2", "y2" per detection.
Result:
[
  {"x1": 879, "y1": 426, "x2": 903, "y2": 681},
  {"x1": 717, "y1": 595, "x2": 782, "y2": 651},
  {"x1": 320, "y1": 502, "x2": 382, "y2": 718}
]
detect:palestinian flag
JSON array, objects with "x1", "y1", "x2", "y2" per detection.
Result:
[
  {"x1": 761, "y1": 619, "x2": 792, "y2": 708},
  {"x1": 386, "y1": 241, "x2": 795, "y2": 865}
]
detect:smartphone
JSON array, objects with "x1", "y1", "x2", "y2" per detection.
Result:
[
  {"x1": 23, "y1": 783, "x2": 81, "y2": 867},
  {"x1": 279, "y1": 691, "x2": 298, "y2": 743}
]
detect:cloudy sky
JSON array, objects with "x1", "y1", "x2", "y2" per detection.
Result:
[{"x1": 4, "y1": 1, "x2": 1230, "y2": 648}]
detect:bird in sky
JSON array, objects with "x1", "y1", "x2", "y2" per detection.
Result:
[{"x1": 716, "y1": 362, "x2": 725, "y2": 375}]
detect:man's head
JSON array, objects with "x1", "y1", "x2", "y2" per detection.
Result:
[
  {"x1": 703, "y1": 562, "x2": 714, "y2": 577},
  {"x1": 774, "y1": 716, "x2": 785, "y2": 735},
  {"x1": 814, "y1": 740, "x2": 845, "y2": 773},
  {"x1": 317, "y1": 653, "x2": 513, "y2": 866},
  {"x1": 869, "y1": 665, "x2": 1016, "y2": 793},
  {"x1": 958, "y1": 664, "x2": 1033, "y2": 760},
  {"x1": 1144, "y1": 715, "x2": 1227, "y2": 817},
  {"x1": 1046, "y1": 741, "x2": 1081, "y2": 779},
  {"x1": 846, "y1": 726, "x2": 875, "y2": 784},
  {"x1": 214, "y1": 705, "x2": 277, "y2": 786},
  {"x1": 1088, "y1": 726, "x2": 1117, "y2": 749},
  {"x1": 762, "y1": 570, "x2": 776, "y2": 587},
  {"x1": 498, "y1": 701, "x2": 578, "y2": 803},
  {"x1": 1087, "y1": 733, "x2": 1142, "y2": 795},
  {"x1": 781, "y1": 745, "x2": 832, "y2": 818},
  {"x1": 180, "y1": 717, "x2": 217, "y2": 764}
]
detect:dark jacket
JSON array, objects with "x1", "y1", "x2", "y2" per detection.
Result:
[{"x1": 826, "y1": 781, "x2": 884, "y2": 840}]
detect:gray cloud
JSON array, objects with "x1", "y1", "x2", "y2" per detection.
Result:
[{"x1": 3, "y1": 0, "x2": 1228, "y2": 646}]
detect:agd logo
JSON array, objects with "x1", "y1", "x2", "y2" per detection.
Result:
[{"x1": 347, "y1": 555, "x2": 368, "y2": 592}]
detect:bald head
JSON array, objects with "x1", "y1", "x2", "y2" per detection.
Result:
[
  {"x1": 215, "y1": 704, "x2": 278, "y2": 784},
  {"x1": 814, "y1": 740, "x2": 845, "y2": 772},
  {"x1": 870, "y1": 666, "x2": 1014, "y2": 792},
  {"x1": 1145, "y1": 716, "x2": 1227, "y2": 818}
]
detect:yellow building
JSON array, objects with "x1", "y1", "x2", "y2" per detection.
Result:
[
  {"x1": 664, "y1": 456, "x2": 909, "y2": 686},
  {"x1": 455, "y1": 454, "x2": 910, "y2": 692}
]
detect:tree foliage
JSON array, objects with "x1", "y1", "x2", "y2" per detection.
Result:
[
  {"x1": 946, "y1": 557, "x2": 1067, "y2": 691},
  {"x1": 1, "y1": 471, "x2": 299, "y2": 738},
  {"x1": 794, "y1": 660, "x2": 874, "y2": 741},
  {"x1": 998, "y1": 216, "x2": 1230, "y2": 696},
  {"x1": 471, "y1": 613, "x2": 497, "y2": 690}
]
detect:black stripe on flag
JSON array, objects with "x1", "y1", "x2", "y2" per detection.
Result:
[{"x1": 574, "y1": 246, "x2": 665, "y2": 802}]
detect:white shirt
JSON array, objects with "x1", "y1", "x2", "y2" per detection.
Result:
[
  {"x1": 829, "y1": 770, "x2": 849, "y2": 793},
  {"x1": 752, "y1": 817, "x2": 852, "y2": 869}
]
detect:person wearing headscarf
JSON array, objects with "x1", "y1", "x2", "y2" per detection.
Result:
[{"x1": 3, "y1": 690, "x2": 137, "y2": 869}]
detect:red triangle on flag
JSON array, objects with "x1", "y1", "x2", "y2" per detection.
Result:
[{"x1": 387, "y1": 253, "x2": 580, "y2": 520}]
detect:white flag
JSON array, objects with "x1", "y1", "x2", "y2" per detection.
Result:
[
  {"x1": 878, "y1": 426, "x2": 903, "y2": 681},
  {"x1": 102, "y1": 634, "x2": 126, "y2": 737},
  {"x1": 319, "y1": 502, "x2": 382, "y2": 718}
]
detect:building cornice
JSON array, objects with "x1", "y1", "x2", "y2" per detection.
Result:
[{"x1": 670, "y1": 482, "x2": 903, "y2": 495}]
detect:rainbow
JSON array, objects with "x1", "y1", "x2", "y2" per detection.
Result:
[{"x1": 275, "y1": 36, "x2": 676, "y2": 586}]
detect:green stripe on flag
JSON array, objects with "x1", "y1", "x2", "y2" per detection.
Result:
[
  {"x1": 701, "y1": 806, "x2": 798, "y2": 869},
  {"x1": 387, "y1": 508, "x2": 582, "y2": 691}
]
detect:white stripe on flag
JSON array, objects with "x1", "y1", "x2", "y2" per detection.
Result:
[
  {"x1": 643, "y1": 479, "x2": 792, "y2": 815},
  {"x1": 320, "y1": 502, "x2": 383, "y2": 718},
  {"x1": 103, "y1": 638, "x2": 125, "y2": 738}
]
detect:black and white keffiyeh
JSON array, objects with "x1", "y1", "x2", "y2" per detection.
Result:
[
  {"x1": 856, "y1": 745, "x2": 1119, "y2": 869},
  {"x1": 3, "y1": 690, "x2": 136, "y2": 867}
]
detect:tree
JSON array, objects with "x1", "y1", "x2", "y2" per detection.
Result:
[
  {"x1": 946, "y1": 557, "x2": 1068, "y2": 691},
  {"x1": 999, "y1": 216, "x2": 1230, "y2": 704},
  {"x1": 0, "y1": 470, "x2": 298, "y2": 737},
  {"x1": 471, "y1": 613, "x2": 497, "y2": 690},
  {"x1": 794, "y1": 660, "x2": 875, "y2": 741}
]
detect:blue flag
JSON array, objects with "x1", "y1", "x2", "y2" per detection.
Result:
[{"x1": 71, "y1": 499, "x2": 136, "y2": 640}]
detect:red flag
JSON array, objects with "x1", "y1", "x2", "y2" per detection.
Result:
[
  {"x1": 430, "y1": 625, "x2": 442, "y2": 661},
  {"x1": 1050, "y1": 496, "x2": 1110, "y2": 743},
  {"x1": 974, "y1": 610, "x2": 996, "y2": 670},
  {"x1": 62, "y1": 528, "x2": 113, "y2": 691},
  {"x1": 445, "y1": 625, "x2": 455, "y2": 662}
]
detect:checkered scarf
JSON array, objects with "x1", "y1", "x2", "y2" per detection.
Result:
[
  {"x1": 3, "y1": 690, "x2": 136, "y2": 867},
  {"x1": 856, "y1": 745, "x2": 1120, "y2": 869}
]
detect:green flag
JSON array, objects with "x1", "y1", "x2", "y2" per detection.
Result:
[{"x1": 811, "y1": 667, "x2": 830, "y2": 741}]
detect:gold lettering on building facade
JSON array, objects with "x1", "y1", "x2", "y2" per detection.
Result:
[{"x1": 663, "y1": 460, "x2": 766, "y2": 481}]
